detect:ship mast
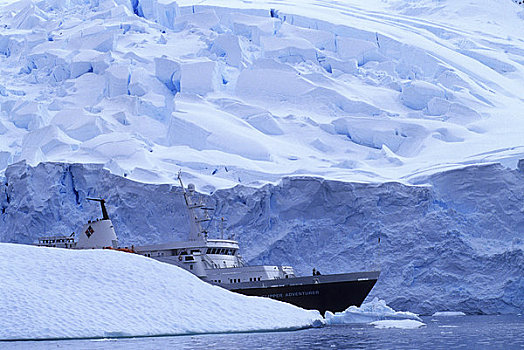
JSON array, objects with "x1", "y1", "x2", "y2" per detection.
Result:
[{"x1": 178, "y1": 172, "x2": 211, "y2": 241}]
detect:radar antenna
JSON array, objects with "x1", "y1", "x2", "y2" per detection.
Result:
[{"x1": 178, "y1": 171, "x2": 212, "y2": 241}]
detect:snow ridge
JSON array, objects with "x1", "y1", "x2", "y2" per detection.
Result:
[{"x1": 0, "y1": 242, "x2": 322, "y2": 340}]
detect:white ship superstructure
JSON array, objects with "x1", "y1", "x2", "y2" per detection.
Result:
[
  {"x1": 36, "y1": 174, "x2": 379, "y2": 314},
  {"x1": 134, "y1": 174, "x2": 296, "y2": 284},
  {"x1": 37, "y1": 198, "x2": 118, "y2": 250},
  {"x1": 37, "y1": 235, "x2": 75, "y2": 248}
]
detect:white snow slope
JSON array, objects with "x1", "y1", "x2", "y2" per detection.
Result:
[
  {"x1": 0, "y1": 0, "x2": 523, "y2": 190},
  {"x1": 0, "y1": 242, "x2": 322, "y2": 340}
]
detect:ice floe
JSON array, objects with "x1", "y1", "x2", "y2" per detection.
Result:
[
  {"x1": 325, "y1": 298, "x2": 421, "y2": 325},
  {"x1": 370, "y1": 320, "x2": 426, "y2": 329},
  {"x1": 432, "y1": 311, "x2": 466, "y2": 317}
]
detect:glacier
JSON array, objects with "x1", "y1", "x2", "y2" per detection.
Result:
[
  {"x1": 0, "y1": 0, "x2": 523, "y2": 318},
  {"x1": 1, "y1": 160, "x2": 523, "y2": 315},
  {"x1": 0, "y1": 0, "x2": 523, "y2": 188}
]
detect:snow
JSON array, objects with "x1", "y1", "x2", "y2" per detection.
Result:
[
  {"x1": 0, "y1": 0, "x2": 522, "y2": 189},
  {"x1": 325, "y1": 298, "x2": 421, "y2": 325},
  {"x1": 0, "y1": 0, "x2": 523, "y2": 317},
  {"x1": 400, "y1": 81, "x2": 445, "y2": 110},
  {"x1": 180, "y1": 60, "x2": 218, "y2": 95},
  {"x1": 0, "y1": 243, "x2": 323, "y2": 341},
  {"x1": 154, "y1": 57, "x2": 181, "y2": 93},
  {"x1": 370, "y1": 320, "x2": 426, "y2": 329},
  {"x1": 432, "y1": 311, "x2": 466, "y2": 317}
]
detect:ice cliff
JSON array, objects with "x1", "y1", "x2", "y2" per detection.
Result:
[{"x1": 1, "y1": 161, "x2": 523, "y2": 315}]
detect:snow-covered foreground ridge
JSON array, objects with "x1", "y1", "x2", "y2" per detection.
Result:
[
  {"x1": 0, "y1": 242, "x2": 322, "y2": 341},
  {"x1": 1, "y1": 161, "x2": 523, "y2": 315},
  {"x1": 1, "y1": 0, "x2": 524, "y2": 189}
]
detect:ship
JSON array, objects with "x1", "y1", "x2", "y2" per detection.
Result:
[{"x1": 38, "y1": 175, "x2": 380, "y2": 315}]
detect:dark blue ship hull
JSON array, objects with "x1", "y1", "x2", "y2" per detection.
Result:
[{"x1": 227, "y1": 271, "x2": 380, "y2": 315}]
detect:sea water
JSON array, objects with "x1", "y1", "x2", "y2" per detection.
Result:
[{"x1": 1, "y1": 315, "x2": 522, "y2": 349}]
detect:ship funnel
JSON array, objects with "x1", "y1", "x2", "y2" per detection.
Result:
[
  {"x1": 76, "y1": 198, "x2": 118, "y2": 249},
  {"x1": 86, "y1": 197, "x2": 110, "y2": 220}
]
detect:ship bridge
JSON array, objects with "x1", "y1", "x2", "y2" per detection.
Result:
[{"x1": 204, "y1": 239, "x2": 241, "y2": 268}]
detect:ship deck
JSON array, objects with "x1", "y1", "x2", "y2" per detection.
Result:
[{"x1": 217, "y1": 271, "x2": 380, "y2": 290}]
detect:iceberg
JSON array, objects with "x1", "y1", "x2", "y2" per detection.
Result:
[
  {"x1": 325, "y1": 298, "x2": 421, "y2": 325},
  {"x1": 370, "y1": 320, "x2": 426, "y2": 329},
  {"x1": 0, "y1": 243, "x2": 323, "y2": 341},
  {"x1": 432, "y1": 311, "x2": 466, "y2": 317}
]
